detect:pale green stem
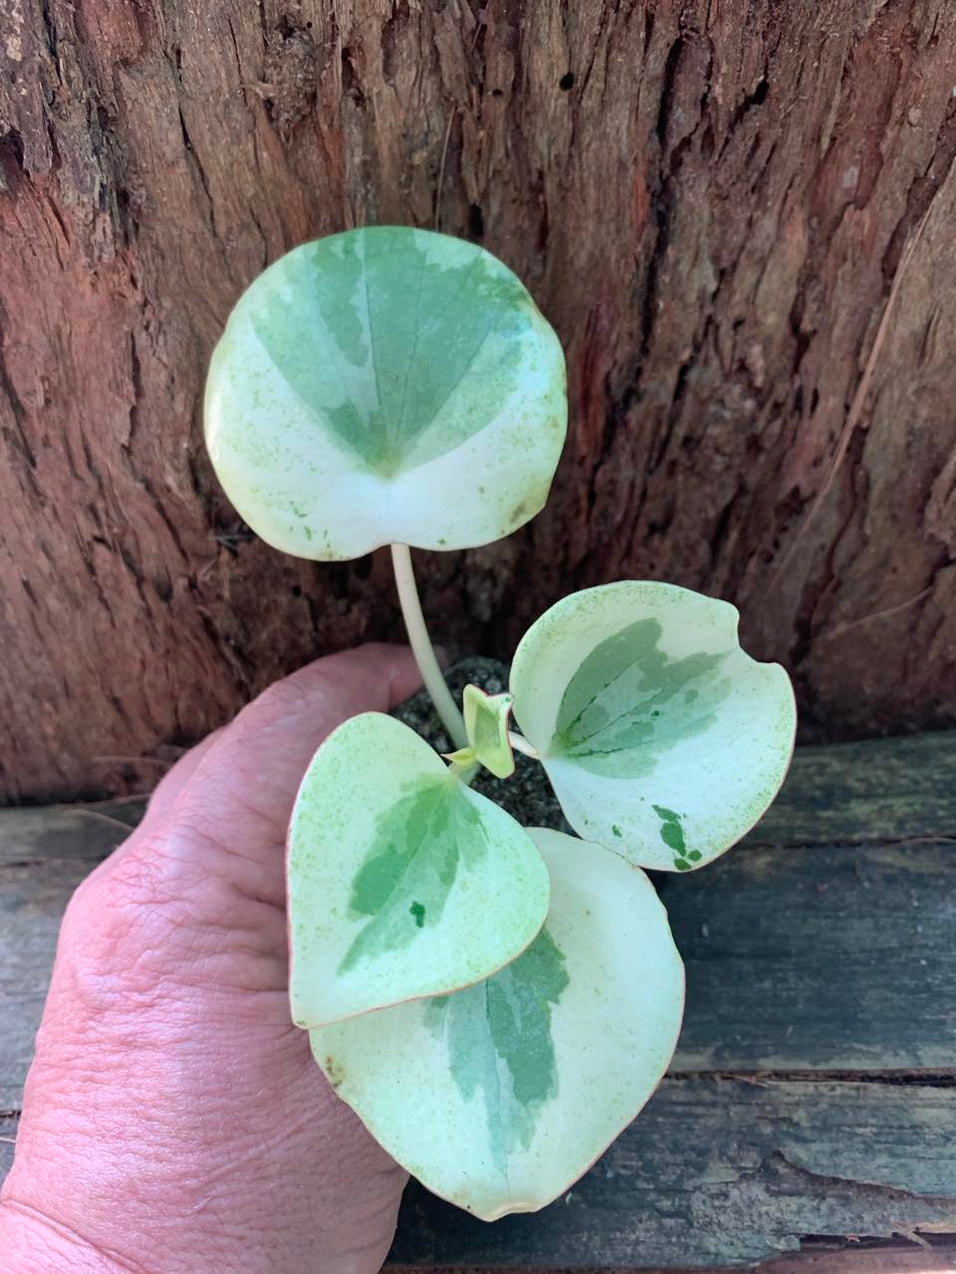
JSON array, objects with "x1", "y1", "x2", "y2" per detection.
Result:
[
  {"x1": 391, "y1": 543, "x2": 468, "y2": 751},
  {"x1": 508, "y1": 730, "x2": 540, "y2": 760}
]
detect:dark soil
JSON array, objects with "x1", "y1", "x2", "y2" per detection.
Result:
[{"x1": 392, "y1": 656, "x2": 571, "y2": 835}]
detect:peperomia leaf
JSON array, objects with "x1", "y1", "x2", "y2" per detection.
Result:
[
  {"x1": 461, "y1": 684, "x2": 516, "y2": 779},
  {"x1": 309, "y1": 828, "x2": 684, "y2": 1220},
  {"x1": 204, "y1": 227, "x2": 567, "y2": 560},
  {"x1": 288, "y1": 712, "x2": 550, "y2": 1026},
  {"x1": 509, "y1": 582, "x2": 796, "y2": 871}
]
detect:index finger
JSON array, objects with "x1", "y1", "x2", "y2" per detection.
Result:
[{"x1": 164, "y1": 643, "x2": 423, "y2": 873}]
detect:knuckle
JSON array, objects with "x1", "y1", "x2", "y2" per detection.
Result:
[
  {"x1": 56, "y1": 834, "x2": 221, "y2": 1014},
  {"x1": 253, "y1": 667, "x2": 335, "y2": 721}
]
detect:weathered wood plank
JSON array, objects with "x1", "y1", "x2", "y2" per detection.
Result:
[
  {"x1": 745, "y1": 731, "x2": 956, "y2": 847},
  {"x1": 389, "y1": 1250, "x2": 956, "y2": 1274},
  {"x1": 0, "y1": 1115, "x2": 18, "y2": 1171},
  {"x1": 388, "y1": 1078, "x2": 956, "y2": 1268},
  {"x1": 0, "y1": 1116, "x2": 18, "y2": 1189},
  {"x1": 660, "y1": 842, "x2": 956, "y2": 1071},
  {"x1": 3, "y1": 731, "x2": 955, "y2": 866},
  {"x1": 0, "y1": 802, "x2": 143, "y2": 866},
  {"x1": 2, "y1": 1080, "x2": 953, "y2": 1269},
  {"x1": 1, "y1": 841, "x2": 952, "y2": 1110},
  {"x1": 0, "y1": 860, "x2": 91, "y2": 1109}
]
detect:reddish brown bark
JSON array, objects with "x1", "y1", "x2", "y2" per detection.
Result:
[{"x1": 1, "y1": 0, "x2": 954, "y2": 801}]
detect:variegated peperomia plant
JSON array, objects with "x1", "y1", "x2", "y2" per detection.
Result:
[{"x1": 204, "y1": 226, "x2": 796, "y2": 1221}]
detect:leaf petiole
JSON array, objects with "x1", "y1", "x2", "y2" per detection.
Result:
[
  {"x1": 391, "y1": 543, "x2": 468, "y2": 751},
  {"x1": 507, "y1": 731, "x2": 540, "y2": 760}
]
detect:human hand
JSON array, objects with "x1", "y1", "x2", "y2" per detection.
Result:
[{"x1": 1, "y1": 645, "x2": 422, "y2": 1274}]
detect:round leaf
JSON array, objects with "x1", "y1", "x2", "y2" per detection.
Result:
[
  {"x1": 510, "y1": 582, "x2": 796, "y2": 871},
  {"x1": 204, "y1": 227, "x2": 567, "y2": 559},
  {"x1": 309, "y1": 828, "x2": 684, "y2": 1220},
  {"x1": 288, "y1": 712, "x2": 550, "y2": 1026}
]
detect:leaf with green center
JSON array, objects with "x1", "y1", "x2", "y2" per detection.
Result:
[
  {"x1": 509, "y1": 581, "x2": 797, "y2": 871},
  {"x1": 309, "y1": 828, "x2": 684, "y2": 1219},
  {"x1": 462, "y1": 683, "x2": 516, "y2": 779},
  {"x1": 288, "y1": 713, "x2": 550, "y2": 1026},
  {"x1": 204, "y1": 227, "x2": 567, "y2": 560}
]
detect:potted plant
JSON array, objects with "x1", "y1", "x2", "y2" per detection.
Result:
[{"x1": 204, "y1": 226, "x2": 796, "y2": 1220}]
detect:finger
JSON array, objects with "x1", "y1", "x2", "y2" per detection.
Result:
[
  {"x1": 139, "y1": 729, "x2": 224, "y2": 832},
  {"x1": 139, "y1": 638, "x2": 421, "y2": 837},
  {"x1": 79, "y1": 731, "x2": 228, "y2": 894},
  {"x1": 168, "y1": 643, "x2": 422, "y2": 885}
]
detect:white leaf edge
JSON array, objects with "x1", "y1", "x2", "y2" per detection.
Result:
[
  {"x1": 204, "y1": 228, "x2": 567, "y2": 560},
  {"x1": 309, "y1": 827, "x2": 685, "y2": 1220},
  {"x1": 510, "y1": 581, "x2": 797, "y2": 871}
]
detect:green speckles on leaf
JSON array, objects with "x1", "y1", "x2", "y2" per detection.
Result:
[
  {"x1": 653, "y1": 807, "x2": 685, "y2": 852},
  {"x1": 426, "y1": 928, "x2": 569, "y2": 1172},
  {"x1": 660, "y1": 823, "x2": 684, "y2": 851},
  {"x1": 339, "y1": 777, "x2": 487, "y2": 973},
  {"x1": 510, "y1": 582, "x2": 797, "y2": 874},
  {"x1": 652, "y1": 804, "x2": 698, "y2": 870},
  {"x1": 612, "y1": 824, "x2": 622, "y2": 838},
  {"x1": 248, "y1": 228, "x2": 529, "y2": 477},
  {"x1": 205, "y1": 227, "x2": 567, "y2": 561},
  {"x1": 552, "y1": 617, "x2": 730, "y2": 777}
]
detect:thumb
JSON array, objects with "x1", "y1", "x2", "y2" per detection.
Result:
[{"x1": 162, "y1": 643, "x2": 423, "y2": 883}]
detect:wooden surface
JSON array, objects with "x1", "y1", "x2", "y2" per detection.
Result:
[
  {"x1": 5, "y1": 726, "x2": 955, "y2": 865},
  {"x1": 391, "y1": 1261, "x2": 956, "y2": 1274},
  {"x1": 393, "y1": 1081, "x2": 956, "y2": 1266},
  {"x1": 3, "y1": 0, "x2": 956, "y2": 802},
  {"x1": 390, "y1": 1256, "x2": 956, "y2": 1274},
  {"x1": 2, "y1": 731, "x2": 955, "y2": 1267}
]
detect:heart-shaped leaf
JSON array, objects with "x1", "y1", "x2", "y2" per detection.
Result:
[
  {"x1": 288, "y1": 712, "x2": 550, "y2": 1026},
  {"x1": 509, "y1": 582, "x2": 796, "y2": 871},
  {"x1": 204, "y1": 227, "x2": 567, "y2": 560},
  {"x1": 309, "y1": 828, "x2": 684, "y2": 1220}
]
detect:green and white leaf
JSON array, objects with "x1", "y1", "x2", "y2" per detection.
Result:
[
  {"x1": 288, "y1": 713, "x2": 550, "y2": 1026},
  {"x1": 204, "y1": 227, "x2": 567, "y2": 560},
  {"x1": 310, "y1": 828, "x2": 684, "y2": 1220},
  {"x1": 510, "y1": 582, "x2": 796, "y2": 871},
  {"x1": 462, "y1": 683, "x2": 515, "y2": 779}
]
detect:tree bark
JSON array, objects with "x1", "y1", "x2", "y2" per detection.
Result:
[{"x1": 0, "y1": 0, "x2": 954, "y2": 801}]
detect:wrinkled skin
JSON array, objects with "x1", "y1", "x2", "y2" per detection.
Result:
[{"x1": 1, "y1": 645, "x2": 421, "y2": 1274}]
